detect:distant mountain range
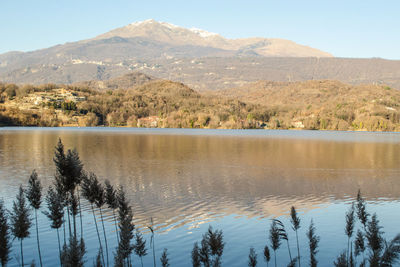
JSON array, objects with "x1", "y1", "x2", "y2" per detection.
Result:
[{"x1": 1, "y1": 19, "x2": 400, "y2": 89}]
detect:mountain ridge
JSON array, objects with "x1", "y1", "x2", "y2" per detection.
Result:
[
  {"x1": 93, "y1": 19, "x2": 333, "y2": 57},
  {"x1": 1, "y1": 20, "x2": 399, "y2": 89}
]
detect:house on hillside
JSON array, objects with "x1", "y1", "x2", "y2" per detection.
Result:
[{"x1": 137, "y1": 116, "x2": 160, "y2": 128}]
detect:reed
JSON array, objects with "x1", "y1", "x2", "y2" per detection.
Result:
[
  {"x1": 356, "y1": 190, "x2": 369, "y2": 231},
  {"x1": 354, "y1": 230, "x2": 365, "y2": 265},
  {"x1": 273, "y1": 219, "x2": 292, "y2": 262},
  {"x1": 199, "y1": 236, "x2": 210, "y2": 267},
  {"x1": 192, "y1": 226, "x2": 224, "y2": 267},
  {"x1": 333, "y1": 251, "x2": 347, "y2": 267},
  {"x1": 53, "y1": 139, "x2": 84, "y2": 240},
  {"x1": 10, "y1": 186, "x2": 31, "y2": 267},
  {"x1": 104, "y1": 180, "x2": 119, "y2": 243},
  {"x1": 345, "y1": 203, "x2": 355, "y2": 265},
  {"x1": 26, "y1": 170, "x2": 43, "y2": 267},
  {"x1": 366, "y1": 213, "x2": 383, "y2": 266},
  {"x1": 380, "y1": 234, "x2": 400, "y2": 266},
  {"x1": 0, "y1": 200, "x2": 11, "y2": 267},
  {"x1": 134, "y1": 231, "x2": 147, "y2": 267},
  {"x1": 290, "y1": 206, "x2": 301, "y2": 267},
  {"x1": 191, "y1": 242, "x2": 201, "y2": 267},
  {"x1": 53, "y1": 139, "x2": 83, "y2": 239},
  {"x1": 207, "y1": 226, "x2": 224, "y2": 267},
  {"x1": 287, "y1": 258, "x2": 298, "y2": 267},
  {"x1": 81, "y1": 172, "x2": 105, "y2": 266},
  {"x1": 44, "y1": 186, "x2": 65, "y2": 266},
  {"x1": 160, "y1": 248, "x2": 169, "y2": 267},
  {"x1": 148, "y1": 218, "x2": 157, "y2": 267},
  {"x1": 94, "y1": 249, "x2": 103, "y2": 267},
  {"x1": 115, "y1": 186, "x2": 135, "y2": 266},
  {"x1": 248, "y1": 247, "x2": 257, "y2": 267},
  {"x1": 269, "y1": 219, "x2": 281, "y2": 267},
  {"x1": 61, "y1": 236, "x2": 86, "y2": 267},
  {"x1": 92, "y1": 177, "x2": 109, "y2": 267},
  {"x1": 263, "y1": 245, "x2": 271, "y2": 267},
  {"x1": 306, "y1": 220, "x2": 319, "y2": 267}
]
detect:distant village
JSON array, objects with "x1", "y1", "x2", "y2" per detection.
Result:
[{"x1": 2, "y1": 88, "x2": 86, "y2": 111}]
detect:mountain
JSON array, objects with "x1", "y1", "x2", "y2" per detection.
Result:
[
  {"x1": 94, "y1": 19, "x2": 332, "y2": 57},
  {"x1": 0, "y1": 19, "x2": 399, "y2": 90}
]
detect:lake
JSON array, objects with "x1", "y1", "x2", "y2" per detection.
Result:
[{"x1": 1, "y1": 127, "x2": 400, "y2": 266}]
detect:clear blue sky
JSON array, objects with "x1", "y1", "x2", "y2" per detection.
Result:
[{"x1": 1, "y1": 0, "x2": 399, "y2": 59}]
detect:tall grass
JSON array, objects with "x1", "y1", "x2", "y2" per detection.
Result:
[
  {"x1": 115, "y1": 186, "x2": 135, "y2": 267},
  {"x1": 192, "y1": 226, "x2": 224, "y2": 267},
  {"x1": 160, "y1": 248, "x2": 169, "y2": 267},
  {"x1": 290, "y1": 206, "x2": 301, "y2": 267},
  {"x1": 269, "y1": 219, "x2": 281, "y2": 267},
  {"x1": 263, "y1": 245, "x2": 271, "y2": 267},
  {"x1": 26, "y1": 170, "x2": 43, "y2": 267},
  {"x1": 44, "y1": 186, "x2": 65, "y2": 266},
  {"x1": 345, "y1": 203, "x2": 355, "y2": 265},
  {"x1": 248, "y1": 247, "x2": 257, "y2": 267},
  {"x1": 134, "y1": 231, "x2": 147, "y2": 267},
  {"x1": 10, "y1": 186, "x2": 31, "y2": 267},
  {"x1": 0, "y1": 200, "x2": 11, "y2": 267},
  {"x1": 306, "y1": 220, "x2": 319, "y2": 267},
  {"x1": 104, "y1": 180, "x2": 119, "y2": 243},
  {"x1": 81, "y1": 172, "x2": 105, "y2": 266}
]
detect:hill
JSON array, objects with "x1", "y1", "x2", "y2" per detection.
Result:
[
  {"x1": 219, "y1": 80, "x2": 400, "y2": 130},
  {"x1": 1, "y1": 73, "x2": 400, "y2": 131}
]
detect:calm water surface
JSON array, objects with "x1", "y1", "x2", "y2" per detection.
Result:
[{"x1": 1, "y1": 128, "x2": 400, "y2": 266}]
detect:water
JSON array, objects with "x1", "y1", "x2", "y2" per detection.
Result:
[{"x1": 1, "y1": 127, "x2": 400, "y2": 266}]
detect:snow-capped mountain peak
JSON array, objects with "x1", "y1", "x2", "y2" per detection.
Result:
[{"x1": 189, "y1": 28, "x2": 219, "y2": 38}]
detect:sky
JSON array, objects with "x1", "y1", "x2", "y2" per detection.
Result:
[{"x1": 1, "y1": 0, "x2": 399, "y2": 59}]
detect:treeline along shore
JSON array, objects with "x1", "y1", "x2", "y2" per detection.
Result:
[
  {"x1": 1, "y1": 73, "x2": 400, "y2": 131},
  {"x1": 1, "y1": 139, "x2": 400, "y2": 267}
]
